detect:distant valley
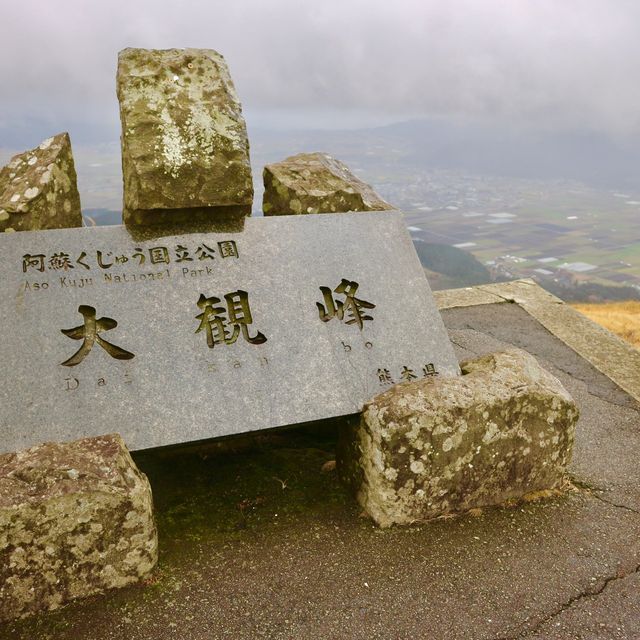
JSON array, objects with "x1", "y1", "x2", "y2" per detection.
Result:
[{"x1": 3, "y1": 119, "x2": 639, "y2": 301}]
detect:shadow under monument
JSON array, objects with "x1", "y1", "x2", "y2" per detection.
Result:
[
  {"x1": 131, "y1": 415, "x2": 357, "y2": 545},
  {"x1": 123, "y1": 207, "x2": 248, "y2": 241}
]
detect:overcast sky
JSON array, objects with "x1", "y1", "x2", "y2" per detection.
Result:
[{"x1": 2, "y1": 0, "x2": 640, "y2": 146}]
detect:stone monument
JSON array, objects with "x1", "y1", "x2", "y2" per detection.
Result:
[
  {"x1": 0, "y1": 43, "x2": 585, "y2": 629},
  {"x1": 0, "y1": 211, "x2": 459, "y2": 453}
]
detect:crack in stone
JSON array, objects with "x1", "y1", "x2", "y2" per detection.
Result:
[
  {"x1": 540, "y1": 360, "x2": 637, "y2": 410},
  {"x1": 443, "y1": 312, "x2": 640, "y2": 639},
  {"x1": 448, "y1": 337, "x2": 471, "y2": 351},
  {"x1": 589, "y1": 491, "x2": 640, "y2": 516},
  {"x1": 492, "y1": 562, "x2": 640, "y2": 640},
  {"x1": 449, "y1": 327, "x2": 636, "y2": 411},
  {"x1": 491, "y1": 500, "x2": 640, "y2": 640},
  {"x1": 475, "y1": 286, "x2": 517, "y2": 304}
]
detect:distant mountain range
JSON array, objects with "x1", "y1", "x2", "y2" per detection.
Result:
[
  {"x1": 6, "y1": 115, "x2": 640, "y2": 303},
  {"x1": 255, "y1": 119, "x2": 640, "y2": 191},
  {"x1": 5, "y1": 115, "x2": 640, "y2": 194}
]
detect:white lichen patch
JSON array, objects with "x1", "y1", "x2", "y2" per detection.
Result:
[
  {"x1": 410, "y1": 460, "x2": 425, "y2": 474},
  {"x1": 156, "y1": 107, "x2": 186, "y2": 178},
  {"x1": 442, "y1": 429, "x2": 464, "y2": 452},
  {"x1": 482, "y1": 421, "x2": 502, "y2": 444},
  {"x1": 384, "y1": 467, "x2": 398, "y2": 481},
  {"x1": 0, "y1": 132, "x2": 81, "y2": 230},
  {"x1": 0, "y1": 434, "x2": 157, "y2": 621}
]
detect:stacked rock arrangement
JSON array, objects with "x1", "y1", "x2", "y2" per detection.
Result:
[{"x1": 0, "y1": 47, "x2": 579, "y2": 622}]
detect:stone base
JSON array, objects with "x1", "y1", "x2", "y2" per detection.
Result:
[
  {"x1": 338, "y1": 349, "x2": 579, "y2": 527},
  {"x1": 122, "y1": 204, "x2": 250, "y2": 232},
  {"x1": 0, "y1": 434, "x2": 157, "y2": 622}
]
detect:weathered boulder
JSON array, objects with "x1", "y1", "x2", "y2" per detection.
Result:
[
  {"x1": 338, "y1": 349, "x2": 579, "y2": 527},
  {"x1": 0, "y1": 434, "x2": 157, "y2": 621},
  {"x1": 262, "y1": 152, "x2": 394, "y2": 215},
  {"x1": 0, "y1": 133, "x2": 83, "y2": 233},
  {"x1": 117, "y1": 48, "x2": 253, "y2": 226}
]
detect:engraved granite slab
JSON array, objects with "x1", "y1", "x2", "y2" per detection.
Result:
[{"x1": 0, "y1": 211, "x2": 459, "y2": 453}]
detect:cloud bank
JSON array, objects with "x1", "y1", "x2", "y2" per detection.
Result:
[{"x1": 1, "y1": 0, "x2": 640, "y2": 144}]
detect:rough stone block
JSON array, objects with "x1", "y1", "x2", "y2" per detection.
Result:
[
  {"x1": 117, "y1": 48, "x2": 253, "y2": 226},
  {"x1": 0, "y1": 132, "x2": 83, "y2": 233},
  {"x1": 338, "y1": 349, "x2": 579, "y2": 527},
  {"x1": 0, "y1": 434, "x2": 157, "y2": 621},
  {"x1": 262, "y1": 152, "x2": 394, "y2": 215}
]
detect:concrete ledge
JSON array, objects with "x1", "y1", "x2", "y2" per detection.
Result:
[
  {"x1": 0, "y1": 434, "x2": 157, "y2": 622},
  {"x1": 435, "y1": 279, "x2": 640, "y2": 403}
]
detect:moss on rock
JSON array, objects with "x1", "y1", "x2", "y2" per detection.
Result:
[
  {"x1": 338, "y1": 349, "x2": 579, "y2": 527},
  {"x1": 117, "y1": 48, "x2": 253, "y2": 226},
  {"x1": 0, "y1": 434, "x2": 157, "y2": 622},
  {"x1": 262, "y1": 152, "x2": 394, "y2": 216},
  {"x1": 0, "y1": 133, "x2": 82, "y2": 233}
]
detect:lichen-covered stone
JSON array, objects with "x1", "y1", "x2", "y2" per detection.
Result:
[
  {"x1": 262, "y1": 152, "x2": 394, "y2": 215},
  {"x1": 0, "y1": 434, "x2": 157, "y2": 622},
  {"x1": 117, "y1": 48, "x2": 253, "y2": 226},
  {"x1": 0, "y1": 133, "x2": 83, "y2": 233},
  {"x1": 338, "y1": 349, "x2": 579, "y2": 527}
]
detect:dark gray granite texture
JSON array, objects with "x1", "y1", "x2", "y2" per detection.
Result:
[{"x1": 0, "y1": 211, "x2": 458, "y2": 453}]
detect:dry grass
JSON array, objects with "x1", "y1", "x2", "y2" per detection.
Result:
[{"x1": 572, "y1": 301, "x2": 640, "y2": 348}]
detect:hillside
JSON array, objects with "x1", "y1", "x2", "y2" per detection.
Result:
[
  {"x1": 572, "y1": 301, "x2": 640, "y2": 348},
  {"x1": 414, "y1": 242, "x2": 492, "y2": 289}
]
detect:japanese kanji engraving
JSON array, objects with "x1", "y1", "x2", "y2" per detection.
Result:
[
  {"x1": 317, "y1": 279, "x2": 375, "y2": 330},
  {"x1": 60, "y1": 305, "x2": 135, "y2": 366},
  {"x1": 22, "y1": 239, "x2": 240, "y2": 273},
  {"x1": 195, "y1": 290, "x2": 267, "y2": 349}
]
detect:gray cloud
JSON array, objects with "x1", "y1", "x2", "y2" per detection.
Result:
[{"x1": 2, "y1": 0, "x2": 640, "y2": 144}]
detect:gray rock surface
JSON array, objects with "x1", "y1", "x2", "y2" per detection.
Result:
[
  {"x1": 339, "y1": 348, "x2": 579, "y2": 527},
  {"x1": 262, "y1": 152, "x2": 394, "y2": 215},
  {"x1": 0, "y1": 133, "x2": 83, "y2": 233},
  {"x1": 0, "y1": 434, "x2": 157, "y2": 622},
  {"x1": 117, "y1": 48, "x2": 253, "y2": 226}
]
